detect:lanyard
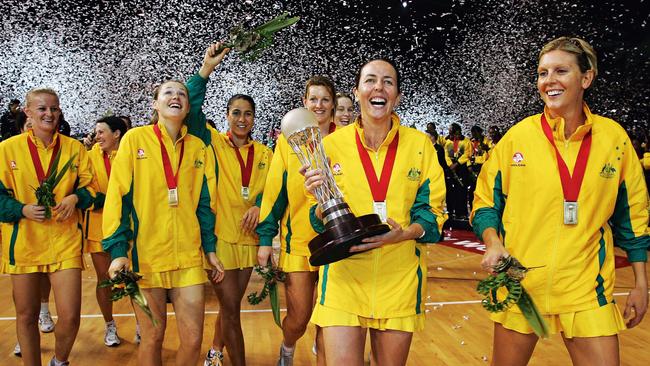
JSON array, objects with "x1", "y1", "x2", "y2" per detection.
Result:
[
  {"x1": 355, "y1": 130, "x2": 399, "y2": 202},
  {"x1": 453, "y1": 138, "x2": 459, "y2": 153},
  {"x1": 328, "y1": 122, "x2": 336, "y2": 134},
  {"x1": 540, "y1": 114, "x2": 592, "y2": 201},
  {"x1": 27, "y1": 135, "x2": 60, "y2": 183},
  {"x1": 228, "y1": 133, "x2": 255, "y2": 188},
  {"x1": 153, "y1": 124, "x2": 185, "y2": 190},
  {"x1": 103, "y1": 151, "x2": 112, "y2": 178}
]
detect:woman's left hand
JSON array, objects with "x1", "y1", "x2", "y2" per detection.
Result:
[
  {"x1": 53, "y1": 194, "x2": 79, "y2": 222},
  {"x1": 207, "y1": 252, "x2": 225, "y2": 284},
  {"x1": 241, "y1": 206, "x2": 260, "y2": 234},
  {"x1": 624, "y1": 285, "x2": 648, "y2": 328},
  {"x1": 349, "y1": 218, "x2": 406, "y2": 252}
]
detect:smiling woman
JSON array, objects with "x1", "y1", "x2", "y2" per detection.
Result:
[
  {"x1": 471, "y1": 37, "x2": 649, "y2": 366},
  {"x1": 0, "y1": 88, "x2": 95, "y2": 365},
  {"x1": 302, "y1": 59, "x2": 447, "y2": 366},
  {"x1": 102, "y1": 75, "x2": 225, "y2": 365}
]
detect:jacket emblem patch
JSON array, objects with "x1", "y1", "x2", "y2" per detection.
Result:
[
  {"x1": 258, "y1": 161, "x2": 266, "y2": 170},
  {"x1": 10, "y1": 160, "x2": 17, "y2": 170},
  {"x1": 332, "y1": 162, "x2": 342, "y2": 175},
  {"x1": 407, "y1": 168, "x2": 421, "y2": 181},
  {"x1": 137, "y1": 148, "x2": 146, "y2": 159},
  {"x1": 599, "y1": 163, "x2": 616, "y2": 178},
  {"x1": 511, "y1": 152, "x2": 526, "y2": 167},
  {"x1": 194, "y1": 159, "x2": 204, "y2": 168}
]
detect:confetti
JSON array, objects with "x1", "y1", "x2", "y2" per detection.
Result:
[{"x1": 0, "y1": 0, "x2": 645, "y2": 138}]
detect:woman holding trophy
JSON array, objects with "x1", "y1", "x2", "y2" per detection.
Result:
[
  {"x1": 471, "y1": 37, "x2": 649, "y2": 365},
  {"x1": 302, "y1": 59, "x2": 447, "y2": 365}
]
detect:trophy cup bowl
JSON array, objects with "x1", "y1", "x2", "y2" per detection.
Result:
[{"x1": 281, "y1": 108, "x2": 390, "y2": 266}]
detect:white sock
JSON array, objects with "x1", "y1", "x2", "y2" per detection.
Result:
[
  {"x1": 281, "y1": 342, "x2": 295, "y2": 354},
  {"x1": 106, "y1": 319, "x2": 115, "y2": 328},
  {"x1": 40, "y1": 302, "x2": 49, "y2": 314},
  {"x1": 51, "y1": 356, "x2": 68, "y2": 366}
]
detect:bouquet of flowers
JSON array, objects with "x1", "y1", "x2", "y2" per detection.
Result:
[
  {"x1": 217, "y1": 12, "x2": 300, "y2": 61},
  {"x1": 477, "y1": 256, "x2": 549, "y2": 338},
  {"x1": 99, "y1": 269, "x2": 158, "y2": 326},
  {"x1": 247, "y1": 264, "x2": 286, "y2": 327},
  {"x1": 33, "y1": 151, "x2": 78, "y2": 219}
]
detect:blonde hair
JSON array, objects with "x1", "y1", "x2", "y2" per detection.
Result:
[
  {"x1": 539, "y1": 37, "x2": 598, "y2": 78},
  {"x1": 25, "y1": 88, "x2": 59, "y2": 107}
]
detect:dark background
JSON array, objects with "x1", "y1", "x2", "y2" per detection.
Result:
[{"x1": 0, "y1": 0, "x2": 648, "y2": 139}]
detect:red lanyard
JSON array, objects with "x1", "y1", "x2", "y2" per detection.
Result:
[
  {"x1": 355, "y1": 130, "x2": 399, "y2": 202},
  {"x1": 153, "y1": 124, "x2": 185, "y2": 190},
  {"x1": 228, "y1": 133, "x2": 254, "y2": 188},
  {"x1": 27, "y1": 135, "x2": 61, "y2": 183},
  {"x1": 103, "y1": 151, "x2": 112, "y2": 178},
  {"x1": 453, "y1": 138, "x2": 459, "y2": 153},
  {"x1": 328, "y1": 122, "x2": 336, "y2": 134},
  {"x1": 540, "y1": 114, "x2": 592, "y2": 201}
]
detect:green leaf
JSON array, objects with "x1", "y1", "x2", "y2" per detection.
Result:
[
  {"x1": 52, "y1": 153, "x2": 78, "y2": 187},
  {"x1": 269, "y1": 283, "x2": 282, "y2": 328},
  {"x1": 517, "y1": 289, "x2": 549, "y2": 339}
]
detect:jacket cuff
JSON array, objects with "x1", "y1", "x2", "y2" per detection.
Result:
[
  {"x1": 106, "y1": 242, "x2": 129, "y2": 260},
  {"x1": 259, "y1": 236, "x2": 273, "y2": 247}
]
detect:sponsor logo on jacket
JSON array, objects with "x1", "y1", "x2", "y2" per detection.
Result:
[
  {"x1": 511, "y1": 152, "x2": 525, "y2": 167},
  {"x1": 137, "y1": 148, "x2": 147, "y2": 159},
  {"x1": 332, "y1": 162, "x2": 342, "y2": 175}
]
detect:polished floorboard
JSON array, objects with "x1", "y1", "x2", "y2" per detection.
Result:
[{"x1": 1, "y1": 230, "x2": 649, "y2": 365}]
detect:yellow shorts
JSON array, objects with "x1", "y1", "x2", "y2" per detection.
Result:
[
  {"x1": 0, "y1": 256, "x2": 84, "y2": 274},
  {"x1": 139, "y1": 266, "x2": 207, "y2": 289},
  {"x1": 84, "y1": 239, "x2": 104, "y2": 254},
  {"x1": 212, "y1": 240, "x2": 257, "y2": 270},
  {"x1": 280, "y1": 251, "x2": 318, "y2": 273},
  {"x1": 311, "y1": 303, "x2": 425, "y2": 332},
  {"x1": 492, "y1": 303, "x2": 627, "y2": 338}
]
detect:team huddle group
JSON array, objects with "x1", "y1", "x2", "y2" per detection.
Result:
[{"x1": 0, "y1": 36, "x2": 648, "y2": 366}]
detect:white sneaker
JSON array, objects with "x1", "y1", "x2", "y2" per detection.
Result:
[
  {"x1": 104, "y1": 322, "x2": 121, "y2": 347},
  {"x1": 312, "y1": 340, "x2": 317, "y2": 356},
  {"x1": 13, "y1": 342, "x2": 21, "y2": 357},
  {"x1": 47, "y1": 356, "x2": 70, "y2": 366},
  {"x1": 39, "y1": 312, "x2": 55, "y2": 333},
  {"x1": 134, "y1": 326, "x2": 141, "y2": 345},
  {"x1": 203, "y1": 348, "x2": 224, "y2": 366}
]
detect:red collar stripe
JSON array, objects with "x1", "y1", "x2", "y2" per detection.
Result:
[
  {"x1": 27, "y1": 135, "x2": 61, "y2": 183},
  {"x1": 153, "y1": 124, "x2": 185, "y2": 189},
  {"x1": 103, "y1": 151, "x2": 112, "y2": 178},
  {"x1": 355, "y1": 130, "x2": 399, "y2": 202},
  {"x1": 540, "y1": 114, "x2": 592, "y2": 201}
]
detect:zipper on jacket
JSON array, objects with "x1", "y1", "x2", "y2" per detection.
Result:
[{"x1": 370, "y1": 248, "x2": 380, "y2": 318}]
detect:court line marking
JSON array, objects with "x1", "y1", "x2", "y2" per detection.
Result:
[{"x1": 0, "y1": 291, "x2": 644, "y2": 321}]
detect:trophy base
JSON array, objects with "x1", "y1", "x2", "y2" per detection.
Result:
[{"x1": 308, "y1": 214, "x2": 391, "y2": 266}]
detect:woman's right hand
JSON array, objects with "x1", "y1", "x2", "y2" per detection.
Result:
[
  {"x1": 22, "y1": 204, "x2": 46, "y2": 222},
  {"x1": 199, "y1": 42, "x2": 230, "y2": 78},
  {"x1": 481, "y1": 241, "x2": 509, "y2": 274},
  {"x1": 257, "y1": 246, "x2": 277, "y2": 267},
  {"x1": 108, "y1": 257, "x2": 130, "y2": 278},
  {"x1": 300, "y1": 163, "x2": 323, "y2": 197}
]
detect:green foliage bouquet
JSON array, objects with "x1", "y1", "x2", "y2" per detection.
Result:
[{"x1": 477, "y1": 256, "x2": 549, "y2": 338}]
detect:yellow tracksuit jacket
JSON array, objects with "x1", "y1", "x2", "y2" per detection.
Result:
[
  {"x1": 102, "y1": 123, "x2": 217, "y2": 273},
  {"x1": 311, "y1": 115, "x2": 447, "y2": 318},
  {"x1": 445, "y1": 136, "x2": 472, "y2": 166},
  {"x1": 463, "y1": 136, "x2": 490, "y2": 166},
  {"x1": 83, "y1": 143, "x2": 114, "y2": 244},
  {"x1": 256, "y1": 133, "x2": 319, "y2": 256},
  {"x1": 213, "y1": 132, "x2": 272, "y2": 245},
  {"x1": 471, "y1": 104, "x2": 649, "y2": 314},
  {"x1": 0, "y1": 131, "x2": 94, "y2": 266}
]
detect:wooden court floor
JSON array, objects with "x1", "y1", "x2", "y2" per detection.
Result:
[{"x1": 1, "y1": 231, "x2": 649, "y2": 365}]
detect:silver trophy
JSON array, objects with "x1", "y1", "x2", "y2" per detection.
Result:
[{"x1": 281, "y1": 108, "x2": 390, "y2": 266}]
